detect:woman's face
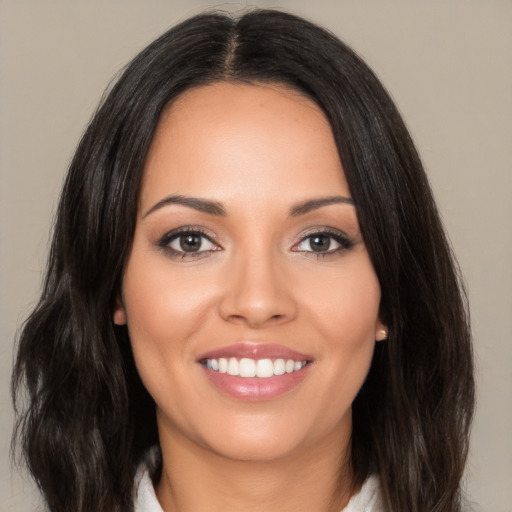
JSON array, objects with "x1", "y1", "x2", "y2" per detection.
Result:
[{"x1": 115, "y1": 82, "x2": 385, "y2": 462}]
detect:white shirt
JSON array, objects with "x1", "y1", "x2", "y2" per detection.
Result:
[{"x1": 133, "y1": 467, "x2": 385, "y2": 512}]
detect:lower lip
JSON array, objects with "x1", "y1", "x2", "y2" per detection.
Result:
[{"x1": 202, "y1": 364, "x2": 311, "y2": 401}]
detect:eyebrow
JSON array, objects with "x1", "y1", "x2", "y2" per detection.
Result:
[
  {"x1": 143, "y1": 194, "x2": 226, "y2": 218},
  {"x1": 288, "y1": 196, "x2": 354, "y2": 217},
  {"x1": 142, "y1": 194, "x2": 354, "y2": 219}
]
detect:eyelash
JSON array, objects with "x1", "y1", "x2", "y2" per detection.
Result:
[
  {"x1": 157, "y1": 227, "x2": 218, "y2": 260},
  {"x1": 157, "y1": 227, "x2": 354, "y2": 260},
  {"x1": 293, "y1": 228, "x2": 354, "y2": 259}
]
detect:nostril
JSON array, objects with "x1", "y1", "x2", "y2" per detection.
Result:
[{"x1": 222, "y1": 310, "x2": 291, "y2": 329}]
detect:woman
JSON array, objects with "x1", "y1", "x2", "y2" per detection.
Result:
[{"x1": 12, "y1": 9, "x2": 474, "y2": 512}]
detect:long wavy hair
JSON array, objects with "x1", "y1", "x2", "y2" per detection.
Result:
[{"x1": 12, "y1": 9, "x2": 474, "y2": 512}]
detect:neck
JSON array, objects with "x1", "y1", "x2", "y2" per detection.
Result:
[{"x1": 155, "y1": 422, "x2": 355, "y2": 512}]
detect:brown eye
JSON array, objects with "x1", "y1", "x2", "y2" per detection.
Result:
[
  {"x1": 308, "y1": 234, "x2": 333, "y2": 252},
  {"x1": 293, "y1": 229, "x2": 354, "y2": 256},
  {"x1": 167, "y1": 231, "x2": 217, "y2": 253},
  {"x1": 179, "y1": 234, "x2": 202, "y2": 252},
  {"x1": 296, "y1": 233, "x2": 341, "y2": 253}
]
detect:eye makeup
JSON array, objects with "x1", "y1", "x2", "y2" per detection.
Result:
[
  {"x1": 291, "y1": 227, "x2": 355, "y2": 260},
  {"x1": 155, "y1": 223, "x2": 356, "y2": 262},
  {"x1": 156, "y1": 226, "x2": 221, "y2": 260}
]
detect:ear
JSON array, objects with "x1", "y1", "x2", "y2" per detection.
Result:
[{"x1": 113, "y1": 296, "x2": 127, "y2": 325}]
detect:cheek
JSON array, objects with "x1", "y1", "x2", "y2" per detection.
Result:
[
  {"x1": 123, "y1": 254, "x2": 215, "y2": 338},
  {"x1": 298, "y1": 256, "x2": 381, "y2": 345},
  {"x1": 120, "y1": 255, "x2": 216, "y2": 394},
  {"x1": 296, "y1": 258, "x2": 380, "y2": 403}
]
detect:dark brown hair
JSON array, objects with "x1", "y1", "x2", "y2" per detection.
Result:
[{"x1": 12, "y1": 9, "x2": 474, "y2": 512}]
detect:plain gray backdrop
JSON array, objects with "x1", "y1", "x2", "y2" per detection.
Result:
[{"x1": 1, "y1": 1, "x2": 511, "y2": 511}]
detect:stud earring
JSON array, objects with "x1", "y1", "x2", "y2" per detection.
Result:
[{"x1": 377, "y1": 328, "x2": 388, "y2": 341}]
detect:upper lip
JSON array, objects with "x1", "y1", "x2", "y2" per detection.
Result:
[{"x1": 197, "y1": 343, "x2": 312, "y2": 362}]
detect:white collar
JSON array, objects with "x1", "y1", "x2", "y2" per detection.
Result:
[
  {"x1": 342, "y1": 474, "x2": 385, "y2": 512},
  {"x1": 133, "y1": 466, "x2": 385, "y2": 512}
]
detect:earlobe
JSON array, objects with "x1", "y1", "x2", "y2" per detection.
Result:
[{"x1": 113, "y1": 297, "x2": 127, "y2": 325}]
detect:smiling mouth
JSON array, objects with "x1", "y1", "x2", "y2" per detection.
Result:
[
  {"x1": 197, "y1": 343, "x2": 313, "y2": 400},
  {"x1": 201, "y1": 357, "x2": 309, "y2": 378}
]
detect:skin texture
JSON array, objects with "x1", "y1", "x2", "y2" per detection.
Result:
[{"x1": 114, "y1": 82, "x2": 386, "y2": 512}]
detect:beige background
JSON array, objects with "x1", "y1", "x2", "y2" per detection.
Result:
[{"x1": 1, "y1": 1, "x2": 511, "y2": 511}]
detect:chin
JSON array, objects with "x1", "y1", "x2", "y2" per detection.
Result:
[
  {"x1": 207, "y1": 431, "x2": 306, "y2": 463},
  {"x1": 191, "y1": 409, "x2": 349, "y2": 464}
]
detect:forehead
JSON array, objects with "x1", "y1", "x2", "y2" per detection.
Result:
[{"x1": 140, "y1": 82, "x2": 349, "y2": 210}]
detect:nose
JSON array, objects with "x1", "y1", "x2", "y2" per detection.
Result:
[{"x1": 218, "y1": 248, "x2": 297, "y2": 329}]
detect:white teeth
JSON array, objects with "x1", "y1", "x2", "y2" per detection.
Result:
[
  {"x1": 273, "y1": 358, "x2": 286, "y2": 375},
  {"x1": 227, "y1": 357, "x2": 239, "y2": 376},
  {"x1": 204, "y1": 357, "x2": 307, "y2": 378},
  {"x1": 218, "y1": 358, "x2": 227, "y2": 373},
  {"x1": 239, "y1": 358, "x2": 256, "y2": 377},
  {"x1": 256, "y1": 359, "x2": 274, "y2": 378}
]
